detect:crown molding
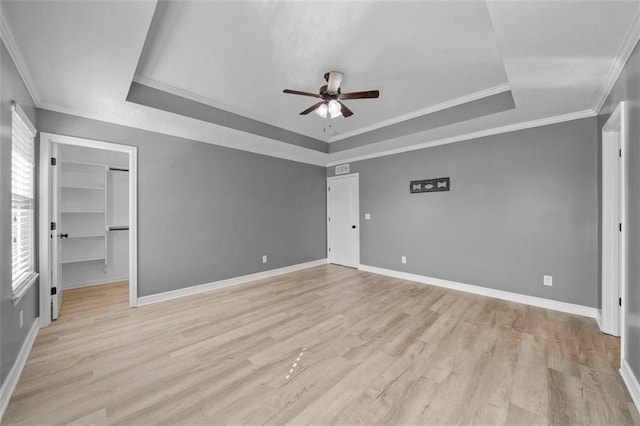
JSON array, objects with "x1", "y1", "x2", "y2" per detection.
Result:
[
  {"x1": 132, "y1": 74, "x2": 318, "y2": 142},
  {"x1": 38, "y1": 103, "x2": 596, "y2": 169},
  {"x1": 0, "y1": 3, "x2": 600, "y2": 170},
  {"x1": 134, "y1": 75, "x2": 514, "y2": 147},
  {"x1": 326, "y1": 109, "x2": 595, "y2": 166},
  {"x1": 0, "y1": 2, "x2": 41, "y2": 105},
  {"x1": 38, "y1": 102, "x2": 328, "y2": 166},
  {"x1": 327, "y1": 83, "x2": 511, "y2": 143},
  {"x1": 594, "y1": 6, "x2": 640, "y2": 114}
]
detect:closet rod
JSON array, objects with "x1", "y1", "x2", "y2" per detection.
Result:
[
  {"x1": 109, "y1": 167, "x2": 129, "y2": 172},
  {"x1": 108, "y1": 226, "x2": 129, "y2": 231}
]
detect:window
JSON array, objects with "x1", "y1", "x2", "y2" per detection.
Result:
[{"x1": 11, "y1": 100, "x2": 37, "y2": 299}]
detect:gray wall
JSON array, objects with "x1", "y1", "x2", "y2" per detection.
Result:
[
  {"x1": 37, "y1": 110, "x2": 327, "y2": 297},
  {"x1": 599, "y1": 40, "x2": 640, "y2": 384},
  {"x1": 328, "y1": 117, "x2": 599, "y2": 307},
  {"x1": 0, "y1": 41, "x2": 39, "y2": 384}
]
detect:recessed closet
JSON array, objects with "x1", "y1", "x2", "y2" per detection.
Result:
[{"x1": 57, "y1": 144, "x2": 129, "y2": 290}]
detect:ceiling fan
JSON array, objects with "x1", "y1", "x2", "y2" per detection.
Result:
[{"x1": 283, "y1": 71, "x2": 379, "y2": 119}]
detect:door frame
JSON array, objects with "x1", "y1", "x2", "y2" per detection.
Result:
[
  {"x1": 326, "y1": 173, "x2": 360, "y2": 267},
  {"x1": 600, "y1": 101, "x2": 627, "y2": 358},
  {"x1": 38, "y1": 133, "x2": 138, "y2": 327}
]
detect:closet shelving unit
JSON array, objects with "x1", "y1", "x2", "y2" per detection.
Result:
[{"x1": 60, "y1": 161, "x2": 109, "y2": 270}]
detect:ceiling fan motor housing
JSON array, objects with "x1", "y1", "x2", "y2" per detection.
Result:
[
  {"x1": 319, "y1": 85, "x2": 341, "y2": 99},
  {"x1": 282, "y1": 71, "x2": 378, "y2": 118}
]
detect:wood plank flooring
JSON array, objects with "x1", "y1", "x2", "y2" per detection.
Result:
[{"x1": 3, "y1": 265, "x2": 639, "y2": 425}]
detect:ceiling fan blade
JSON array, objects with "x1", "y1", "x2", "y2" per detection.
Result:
[
  {"x1": 341, "y1": 90, "x2": 379, "y2": 100},
  {"x1": 300, "y1": 101, "x2": 325, "y2": 115},
  {"x1": 326, "y1": 71, "x2": 343, "y2": 95},
  {"x1": 340, "y1": 102, "x2": 354, "y2": 118},
  {"x1": 283, "y1": 89, "x2": 321, "y2": 98}
]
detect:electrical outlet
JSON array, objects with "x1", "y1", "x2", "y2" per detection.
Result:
[
  {"x1": 364, "y1": 213, "x2": 371, "y2": 220},
  {"x1": 544, "y1": 275, "x2": 553, "y2": 287},
  {"x1": 401, "y1": 256, "x2": 407, "y2": 264},
  {"x1": 262, "y1": 255, "x2": 268, "y2": 264},
  {"x1": 19, "y1": 310, "x2": 23, "y2": 328}
]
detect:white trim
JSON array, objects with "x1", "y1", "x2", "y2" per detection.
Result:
[
  {"x1": 619, "y1": 102, "x2": 629, "y2": 362},
  {"x1": 137, "y1": 259, "x2": 328, "y2": 306},
  {"x1": 38, "y1": 133, "x2": 138, "y2": 329},
  {"x1": 0, "y1": 6, "x2": 41, "y2": 105},
  {"x1": 133, "y1": 76, "x2": 511, "y2": 146},
  {"x1": 327, "y1": 84, "x2": 511, "y2": 142},
  {"x1": 596, "y1": 309, "x2": 604, "y2": 332},
  {"x1": 0, "y1": 319, "x2": 39, "y2": 422},
  {"x1": 37, "y1": 102, "x2": 329, "y2": 167},
  {"x1": 37, "y1": 102, "x2": 596, "y2": 169},
  {"x1": 594, "y1": 7, "x2": 640, "y2": 114},
  {"x1": 132, "y1": 75, "x2": 316, "y2": 142},
  {"x1": 621, "y1": 359, "x2": 640, "y2": 414},
  {"x1": 600, "y1": 102, "x2": 627, "y2": 343},
  {"x1": 11, "y1": 272, "x2": 38, "y2": 306},
  {"x1": 358, "y1": 264, "x2": 598, "y2": 319},
  {"x1": 37, "y1": 134, "x2": 52, "y2": 327},
  {"x1": 63, "y1": 276, "x2": 129, "y2": 290},
  {"x1": 11, "y1": 101, "x2": 36, "y2": 136},
  {"x1": 128, "y1": 143, "x2": 138, "y2": 308},
  {"x1": 326, "y1": 109, "x2": 595, "y2": 166},
  {"x1": 37, "y1": 90, "x2": 594, "y2": 170}
]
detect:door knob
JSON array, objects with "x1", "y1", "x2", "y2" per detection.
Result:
[
  {"x1": 60, "y1": 233, "x2": 69, "y2": 239},
  {"x1": 352, "y1": 225, "x2": 356, "y2": 229}
]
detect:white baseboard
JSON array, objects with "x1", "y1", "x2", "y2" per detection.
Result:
[
  {"x1": 596, "y1": 309, "x2": 604, "y2": 331},
  {"x1": 621, "y1": 358, "x2": 640, "y2": 414},
  {"x1": 358, "y1": 264, "x2": 598, "y2": 319},
  {"x1": 137, "y1": 259, "x2": 328, "y2": 306},
  {"x1": 63, "y1": 276, "x2": 129, "y2": 290},
  {"x1": 0, "y1": 319, "x2": 39, "y2": 422}
]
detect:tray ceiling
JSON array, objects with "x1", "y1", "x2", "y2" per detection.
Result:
[
  {"x1": 134, "y1": 1, "x2": 510, "y2": 142},
  {"x1": 1, "y1": 0, "x2": 639, "y2": 165}
]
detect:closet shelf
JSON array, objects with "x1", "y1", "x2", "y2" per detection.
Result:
[
  {"x1": 61, "y1": 210, "x2": 105, "y2": 214},
  {"x1": 66, "y1": 234, "x2": 106, "y2": 239},
  {"x1": 61, "y1": 160, "x2": 125, "y2": 170},
  {"x1": 61, "y1": 256, "x2": 106, "y2": 264},
  {"x1": 61, "y1": 185, "x2": 105, "y2": 190}
]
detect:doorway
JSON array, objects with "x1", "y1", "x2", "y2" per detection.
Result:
[
  {"x1": 327, "y1": 173, "x2": 360, "y2": 268},
  {"x1": 38, "y1": 133, "x2": 138, "y2": 326},
  {"x1": 600, "y1": 102, "x2": 627, "y2": 357}
]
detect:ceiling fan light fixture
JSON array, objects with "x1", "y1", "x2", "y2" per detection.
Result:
[
  {"x1": 315, "y1": 103, "x2": 328, "y2": 118},
  {"x1": 328, "y1": 99, "x2": 341, "y2": 115},
  {"x1": 283, "y1": 71, "x2": 379, "y2": 119}
]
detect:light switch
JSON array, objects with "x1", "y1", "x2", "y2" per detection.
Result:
[{"x1": 365, "y1": 213, "x2": 371, "y2": 220}]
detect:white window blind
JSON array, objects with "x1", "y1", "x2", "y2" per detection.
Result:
[{"x1": 11, "y1": 101, "x2": 37, "y2": 294}]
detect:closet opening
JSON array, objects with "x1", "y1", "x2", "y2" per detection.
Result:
[{"x1": 38, "y1": 133, "x2": 138, "y2": 326}]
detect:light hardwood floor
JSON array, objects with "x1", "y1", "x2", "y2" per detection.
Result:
[{"x1": 3, "y1": 265, "x2": 639, "y2": 425}]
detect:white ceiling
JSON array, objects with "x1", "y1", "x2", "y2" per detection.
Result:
[
  {"x1": 1, "y1": 0, "x2": 640, "y2": 165},
  {"x1": 1, "y1": 0, "x2": 156, "y2": 116},
  {"x1": 135, "y1": 1, "x2": 510, "y2": 141}
]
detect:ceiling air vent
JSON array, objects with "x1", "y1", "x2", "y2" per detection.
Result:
[{"x1": 335, "y1": 164, "x2": 350, "y2": 175}]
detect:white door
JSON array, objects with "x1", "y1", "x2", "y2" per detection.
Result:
[
  {"x1": 327, "y1": 174, "x2": 359, "y2": 268},
  {"x1": 601, "y1": 102, "x2": 626, "y2": 338},
  {"x1": 51, "y1": 142, "x2": 63, "y2": 320},
  {"x1": 617, "y1": 133, "x2": 624, "y2": 334}
]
